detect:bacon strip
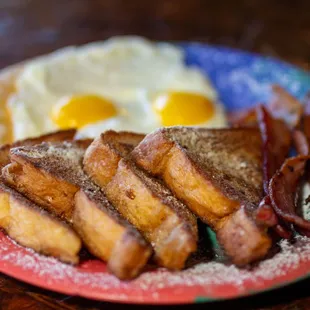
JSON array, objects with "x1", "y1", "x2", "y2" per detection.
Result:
[
  {"x1": 269, "y1": 84, "x2": 303, "y2": 129},
  {"x1": 229, "y1": 85, "x2": 303, "y2": 129},
  {"x1": 254, "y1": 105, "x2": 293, "y2": 238},
  {"x1": 269, "y1": 156, "x2": 310, "y2": 231},
  {"x1": 256, "y1": 105, "x2": 291, "y2": 193},
  {"x1": 302, "y1": 93, "x2": 310, "y2": 145},
  {"x1": 255, "y1": 196, "x2": 277, "y2": 227},
  {"x1": 293, "y1": 130, "x2": 309, "y2": 156}
]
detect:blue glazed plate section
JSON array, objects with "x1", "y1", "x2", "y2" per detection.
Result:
[{"x1": 180, "y1": 43, "x2": 309, "y2": 112}]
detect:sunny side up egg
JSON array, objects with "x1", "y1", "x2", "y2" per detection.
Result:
[{"x1": 8, "y1": 36, "x2": 227, "y2": 140}]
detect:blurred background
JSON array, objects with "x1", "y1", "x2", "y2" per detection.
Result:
[{"x1": 0, "y1": 0, "x2": 309, "y2": 70}]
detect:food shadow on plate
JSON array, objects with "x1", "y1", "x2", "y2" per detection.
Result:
[{"x1": 78, "y1": 218, "x2": 282, "y2": 274}]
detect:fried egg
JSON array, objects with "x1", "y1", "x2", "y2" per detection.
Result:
[{"x1": 8, "y1": 36, "x2": 227, "y2": 140}]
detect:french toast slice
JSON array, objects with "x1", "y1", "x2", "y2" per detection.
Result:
[
  {"x1": 2, "y1": 141, "x2": 88, "y2": 220},
  {"x1": 74, "y1": 187, "x2": 151, "y2": 279},
  {"x1": 3, "y1": 141, "x2": 151, "y2": 279},
  {"x1": 83, "y1": 130, "x2": 145, "y2": 187},
  {"x1": 131, "y1": 127, "x2": 272, "y2": 265},
  {"x1": 84, "y1": 131, "x2": 198, "y2": 270},
  {"x1": 0, "y1": 183, "x2": 81, "y2": 264}
]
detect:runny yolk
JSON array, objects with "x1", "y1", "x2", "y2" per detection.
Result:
[
  {"x1": 152, "y1": 92, "x2": 215, "y2": 126},
  {"x1": 51, "y1": 95, "x2": 117, "y2": 129}
]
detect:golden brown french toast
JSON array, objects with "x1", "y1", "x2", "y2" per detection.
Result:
[
  {"x1": 131, "y1": 127, "x2": 271, "y2": 265},
  {"x1": 0, "y1": 183, "x2": 81, "y2": 264},
  {"x1": 3, "y1": 141, "x2": 87, "y2": 220},
  {"x1": 84, "y1": 130, "x2": 145, "y2": 187},
  {"x1": 105, "y1": 158, "x2": 198, "y2": 269},
  {"x1": 74, "y1": 187, "x2": 151, "y2": 279},
  {"x1": 3, "y1": 141, "x2": 152, "y2": 279},
  {"x1": 84, "y1": 131, "x2": 198, "y2": 270}
]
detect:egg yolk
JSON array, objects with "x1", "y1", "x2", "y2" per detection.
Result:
[
  {"x1": 153, "y1": 92, "x2": 215, "y2": 126},
  {"x1": 51, "y1": 95, "x2": 117, "y2": 129}
]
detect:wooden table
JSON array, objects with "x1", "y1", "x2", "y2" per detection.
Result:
[{"x1": 0, "y1": 0, "x2": 309, "y2": 309}]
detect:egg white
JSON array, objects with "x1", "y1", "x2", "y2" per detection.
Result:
[{"x1": 8, "y1": 36, "x2": 226, "y2": 140}]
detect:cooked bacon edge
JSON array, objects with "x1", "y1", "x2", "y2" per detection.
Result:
[
  {"x1": 293, "y1": 130, "x2": 309, "y2": 156},
  {"x1": 269, "y1": 155, "x2": 310, "y2": 231},
  {"x1": 256, "y1": 105, "x2": 291, "y2": 193},
  {"x1": 269, "y1": 84, "x2": 303, "y2": 129}
]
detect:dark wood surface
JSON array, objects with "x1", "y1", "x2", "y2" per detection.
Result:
[{"x1": 0, "y1": 0, "x2": 309, "y2": 309}]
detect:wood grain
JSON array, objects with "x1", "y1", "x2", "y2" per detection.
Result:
[{"x1": 0, "y1": 0, "x2": 309, "y2": 309}]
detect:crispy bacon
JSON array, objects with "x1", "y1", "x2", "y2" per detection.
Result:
[
  {"x1": 255, "y1": 196, "x2": 278, "y2": 227},
  {"x1": 274, "y1": 223, "x2": 293, "y2": 239},
  {"x1": 269, "y1": 84, "x2": 303, "y2": 129},
  {"x1": 293, "y1": 130, "x2": 309, "y2": 156},
  {"x1": 229, "y1": 85, "x2": 303, "y2": 129},
  {"x1": 269, "y1": 156, "x2": 310, "y2": 231},
  {"x1": 232, "y1": 87, "x2": 308, "y2": 238},
  {"x1": 256, "y1": 105, "x2": 291, "y2": 193},
  {"x1": 302, "y1": 94, "x2": 310, "y2": 144},
  {"x1": 255, "y1": 190, "x2": 292, "y2": 239}
]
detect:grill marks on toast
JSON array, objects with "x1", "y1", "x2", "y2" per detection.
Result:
[
  {"x1": 132, "y1": 127, "x2": 271, "y2": 265},
  {"x1": 2, "y1": 140, "x2": 151, "y2": 279},
  {"x1": 84, "y1": 131, "x2": 198, "y2": 270}
]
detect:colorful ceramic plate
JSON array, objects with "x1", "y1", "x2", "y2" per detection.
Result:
[{"x1": 0, "y1": 43, "x2": 309, "y2": 305}]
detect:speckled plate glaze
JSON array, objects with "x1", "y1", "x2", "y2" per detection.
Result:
[{"x1": 0, "y1": 43, "x2": 309, "y2": 305}]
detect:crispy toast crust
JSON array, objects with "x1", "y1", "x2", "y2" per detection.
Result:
[
  {"x1": 0, "y1": 183, "x2": 81, "y2": 264},
  {"x1": 0, "y1": 129, "x2": 77, "y2": 170},
  {"x1": 132, "y1": 127, "x2": 271, "y2": 265},
  {"x1": 83, "y1": 130, "x2": 144, "y2": 187},
  {"x1": 3, "y1": 141, "x2": 152, "y2": 279},
  {"x1": 84, "y1": 131, "x2": 198, "y2": 270}
]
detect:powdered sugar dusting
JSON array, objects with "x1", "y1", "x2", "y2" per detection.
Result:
[{"x1": 1, "y1": 232, "x2": 310, "y2": 303}]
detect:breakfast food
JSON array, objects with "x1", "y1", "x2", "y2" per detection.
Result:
[
  {"x1": 0, "y1": 32, "x2": 308, "y2": 288},
  {"x1": 131, "y1": 127, "x2": 272, "y2": 265},
  {"x1": 0, "y1": 183, "x2": 81, "y2": 264},
  {"x1": 84, "y1": 130, "x2": 145, "y2": 187},
  {"x1": 3, "y1": 140, "x2": 91, "y2": 220},
  {"x1": 73, "y1": 187, "x2": 152, "y2": 279},
  {"x1": 2, "y1": 140, "x2": 152, "y2": 279},
  {"x1": 85, "y1": 131, "x2": 198, "y2": 269},
  {"x1": 0, "y1": 130, "x2": 82, "y2": 264},
  {"x1": 0, "y1": 90, "x2": 309, "y2": 277},
  {"x1": 4, "y1": 37, "x2": 226, "y2": 143}
]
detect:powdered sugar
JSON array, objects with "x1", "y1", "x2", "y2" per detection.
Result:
[{"x1": 1, "y1": 232, "x2": 310, "y2": 302}]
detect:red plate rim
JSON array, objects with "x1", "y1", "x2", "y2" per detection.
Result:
[{"x1": 0, "y1": 231, "x2": 310, "y2": 305}]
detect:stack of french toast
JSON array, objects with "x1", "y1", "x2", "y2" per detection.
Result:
[{"x1": 0, "y1": 123, "x2": 275, "y2": 280}]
